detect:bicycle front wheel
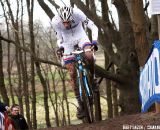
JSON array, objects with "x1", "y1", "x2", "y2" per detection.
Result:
[{"x1": 80, "y1": 74, "x2": 94, "y2": 123}]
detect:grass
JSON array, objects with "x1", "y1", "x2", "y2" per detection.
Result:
[{"x1": 35, "y1": 91, "x2": 108, "y2": 128}]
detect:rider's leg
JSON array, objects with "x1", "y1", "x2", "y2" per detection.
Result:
[
  {"x1": 65, "y1": 62, "x2": 79, "y2": 102},
  {"x1": 65, "y1": 62, "x2": 84, "y2": 119},
  {"x1": 83, "y1": 45, "x2": 98, "y2": 91},
  {"x1": 84, "y1": 45, "x2": 94, "y2": 75},
  {"x1": 78, "y1": 38, "x2": 95, "y2": 77}
]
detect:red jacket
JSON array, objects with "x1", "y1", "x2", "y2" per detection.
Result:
[{"x1": 4, "y1": 112, "x2": 15, "y2": 130}]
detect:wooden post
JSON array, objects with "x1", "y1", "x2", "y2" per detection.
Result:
[{"x1": 155, "y1": 14, "x2": 160, "y2": 113}]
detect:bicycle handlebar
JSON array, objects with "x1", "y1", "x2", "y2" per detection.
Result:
[{"x1": 63, "y1": 48, "x2": 93, "y2": 56}]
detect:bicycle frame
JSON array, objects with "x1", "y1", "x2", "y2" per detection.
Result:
[
  {"x1": 63, "y1": 47, "x2": 94, "y2": 123},
  {"x1": 74, "y1": 49, "x2": 94, "y2": 123},
  {"x1": 75, "y1": 53, "x2": 92, "y2": 100}
]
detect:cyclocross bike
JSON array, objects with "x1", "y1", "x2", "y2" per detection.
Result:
[{"x1": 63, "y1": 45, "x2": 95, "y2": 123}]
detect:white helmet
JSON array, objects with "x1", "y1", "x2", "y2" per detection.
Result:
[{"x1": 58, "y1": 6, "x2": 73, "y2": 22}]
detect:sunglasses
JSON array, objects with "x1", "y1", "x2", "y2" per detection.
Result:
[{"x1": 63, "y1": 21, "x2": 70, "y2": 24}]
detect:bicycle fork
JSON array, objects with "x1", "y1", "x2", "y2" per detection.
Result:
[{"x1": 77, "y1": 68, "x2": 92, "y2": 101}]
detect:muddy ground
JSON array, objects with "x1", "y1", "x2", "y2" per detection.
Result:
[{"x1": 38, "y1": 112, "x2": 160, "y2": 130}]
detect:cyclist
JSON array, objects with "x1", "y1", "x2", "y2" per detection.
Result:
[{"x1": 52, "y1": 6, "x2": 98, "y2": 119}]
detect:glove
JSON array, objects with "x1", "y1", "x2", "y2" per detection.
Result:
[
  {"x1": 56, "y1": 47, "x2": 64, "y2": 57},
  {"x1": 92, "y1": 41, "x2": 98, "y2": 51}
]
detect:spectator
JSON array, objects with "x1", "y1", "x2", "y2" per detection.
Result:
[
  {"x1": 0, "y1": 101, "x2": 10, "y2": 113},
  {"x1": 0, "y1": 101, "x2": 14, "y2": 130},
  {"x1": 9, "y1": 104, "x2": 28, "y2": 130}
]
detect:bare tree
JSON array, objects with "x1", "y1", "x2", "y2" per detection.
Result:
[
  {"x1": 37, "y1": 0, "x2": 55, "y2": 20},
  {"x1": 20, "y1": 0, "x2": 31, "y2": 128},
  {"x1": 112, "y1": 81, "x2": 119, "y2": 117},
  {"x1": 125, "y1": 0, "x2": 150, "y2": 66},
  {"x1": 101, "y1": 0, "x2": 113, "y2": 119},
  {"x1": 35, "y1": 61, "x2": 51, "y2": 127},
  {"x1": 0, "y1": 0, "x2": 15, "y2": 105},
  {"x1": 49, "y1": 67, "x2": 60, "y2": 126},
  {"x1": 5, "y1": 0, "x2": 24, "y2": 111},
  {"x1": 0, "y1": 31, "x2": 9, "y2": 105},
  {"x1": 70, "y1": 0, "x2": 141, "y2": 115},
  {"x1": 58, "y1": 69, "x2": 71, "y2": 125},
  {"x1": 150, "y1": 15, "x2": 159, "y2": 41},
  {"x1": 26, "y1": 0, "x2": 37, "y2": 128}
]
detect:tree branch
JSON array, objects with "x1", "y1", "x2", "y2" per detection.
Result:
[
  {"x1": 0, "y1": 35, "x2": 126, "y2": 83},
  {"x1": 71, "y1": 0, "x2": 122, "y2": 66},
  {"x1": 47, "y1": 0, "x2": 59, "y2": 10},
  {"x1": 95, "y1": 65, "x2": 126, "y2": 84},
  {"x1": 37, "y1": 0, "x2": 55, "y2": 20},
  {"x1": 70, "y1": 0, "x2": 107, "y2": 30},
  {"x1": 0, "y1": 35, "x2": 61, "y2": 67},
  {"x1": 70, "y1": 0, "x2": 119, "y2": 38}
]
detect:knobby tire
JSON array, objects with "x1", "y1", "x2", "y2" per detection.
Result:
[{"x1": 80, "y1": 73, "x2": 94, "y2": 123}]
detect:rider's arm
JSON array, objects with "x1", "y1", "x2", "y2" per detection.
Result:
[
  {"x1": 52, "y1": 17, "x2": 64, "y2": 48},
  {"x1": 76, "y1": 8, "x2": 98, "y2": 41}
]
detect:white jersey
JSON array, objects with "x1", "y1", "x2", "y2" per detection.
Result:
[{"x1": 52, "y1": 7, "x2": 98, "y2": 64}]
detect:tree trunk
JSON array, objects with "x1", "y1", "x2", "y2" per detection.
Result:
[
  {"x1": 112, "y1": 83, "x2": 119, "y2": 117},
  {"x1": 37, "y1": 0, "x2": 55, "y2": 20},
  {"x1": 87, "y1": 0, "x2": 102, "y2": 121},
  {"x1": 86, "y1": 0, "x2": 92, "y2": 41},
  {"x1": 112, "y1": 0, "x2": 141, "y2": 115},
  {"x1": 125, "y1": 0, "x2": 150, "y2": 66},
  {"x1": 105, "y1": 51, "x2": 114, "y2": 119},
  {"x1": 20, "y1": 0, "x2": 31, "y2": 127},
  {"x1": 46, "y1": 69, "x2": 58, "y2": 126},
  {"x1": 5, "y1": 0, "x2": 24, "y2": 113},
  {"x1": 26, "y1": 0, "x2": 37, "y2": 128},
  {"x1": 15, "y1": 40, "x2": 24, "y2": 115},
  {"x1": 151, "y1": 15, "x2": 159, "y2": 42},
  {"x1": 58, "y1": 69, "x2": 67, "y2": 126},
  {"x1": 89, "y1": 0, "x2": 96, "y2": 13},
  {"x1": 70, "y1": 0, "x2": 74, "y2": 7},
  {"x1": 102, "y1": 0, "x2": 113, "y2": 119},
  {"x1": 59, "y1": 69, "x2": 71, "y2": 125},
  {"x1": 0, "y1": 32, "x2": 9, "y2": 105},
  {"x1": 0, "y1": 0, "x2": 15, "y2": 105},
  {"x1": 94, "y1": 91, "x2": 102, "y2": 121},
  {"x1": 35, "y1": 62, "x2": 51, "y2": 127},
  {"x1": 14, "y1": 0, "x2": 24, "y2": 115},
  {"x1": 5, "y1": 0, "x2": 24, "y2": 108},
  {"x1": 106, "y1": 80, "x2": 113, "y2": 118},
  {"x1": 49, "y1": 67, "x2": 59, "y2": 126}
]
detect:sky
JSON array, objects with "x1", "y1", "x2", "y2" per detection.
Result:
[
  {"x1": 33, "y1": 0, "x2": 70, "y2": 26},
  {"x1": 0, "y1": 0, "x2": 117, "y2": 27},
  {"x1": 0, "y1": 0, "x2": 68, "y2": 27},
  {"x1": 0, "y1": 0, "x2": 152, "y2": 28}
]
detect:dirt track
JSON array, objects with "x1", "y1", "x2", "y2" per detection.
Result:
[{"x1": 38, "y1": 112, "x2": 160, "y2": 130}]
